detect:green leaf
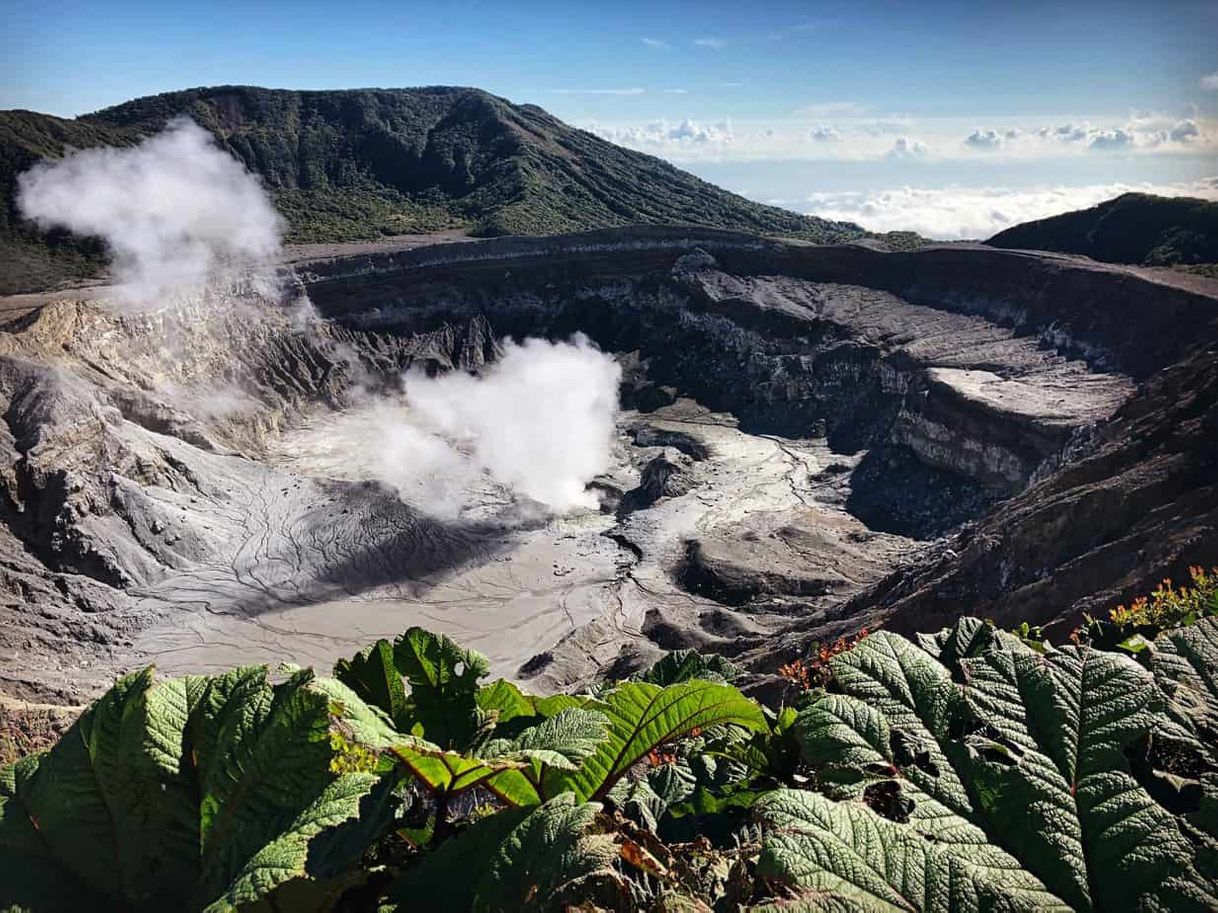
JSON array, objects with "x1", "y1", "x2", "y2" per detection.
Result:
[
  {"x1": 634, "y1": 649, "x2": 742, "y2": 685},
  {"x1": 913, "y1": 616, "x2": 994, "y2": 668},
  {"x1": 0, "y1": 666, "x2": 397, "y2": 912},
  {"x1": 824, "y1": 632, "x2": 973, "y2": 820},
  {"x1": 393, "y1": 627, "x2": 491, "y2": 749},
  {"x1": 333, "y1": 638, "x2": 409, "y2": 728},
  {"x1": 755, "y1": 790, "x2": 1069, "y2": 912},
  {"x1": 384, "y1": 805, "x2": 532, "y2": 912},
  {"x1": 477, "y1": 679, "x2": 536, "y2": 726},
  {"x1": 384, "y1": 795, "x2": 620, "y2": 913},
  {"x1": 543, "y1": 680, "x2": 766, "y2": 802},
  {"x1": 483, "y1": 708, "x2": 610, "y2": 771},
  {"x1": 473, "y1": 794, "x2": 620, "y2": 913},
  {"x1": 788, "y1": 624, "x2": 1218, "y2": 912},
  {"x1": 1153, "y1": 616, "x2": 1218, "y2": 760}
]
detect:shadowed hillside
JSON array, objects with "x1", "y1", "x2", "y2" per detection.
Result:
[
  {"x1": 987, "y1": 191, "x2": 1218, "y2": 266},
  {"x1": 0, "y1": 85, "x2": 895, "y2": 293}
]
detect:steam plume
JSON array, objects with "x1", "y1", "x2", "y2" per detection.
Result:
[
  {"x1": 18, "y1": 121, "x2": 620, "y2": 516},
  {"x1": 17, "y1": 117, "x2": 282, "y2": 305},
  {"x1": 404, "y1": 335, "x2": 621, "y2": 512},
  {"x1": 277, "y1": 336, "x2": 621, "y2": 517}
]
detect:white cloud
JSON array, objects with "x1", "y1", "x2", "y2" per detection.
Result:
[
  {"x1": 662, "y1": 88, "x2": 689, "y2": 95},
  {"x1": 802, "y1": 178, "x2": 1218, "y2": 241},
  {"x1": 887, "y1": 136, "x2": 929, "y2": 159},
  {"x1": 964, "y1": 128, "x2": 1005, "y2": 149},
  {"x1": 1201, "y1": 70, "x2": 1218, "y2": 90},
  {"x1": 589, "y1": 118, "x2": 734, "y2": 153},
  {"x1": 854, "y1": 117, "x2": 915, "y2": 136},
  {"x1": 587, "y1": 113, "x2": 1214, "y2": 163},
  {"x1": 1169, "y1": 119, "x2": 1201, "y2": 142},
  {"x1": 553, "y1": 87, "x2": 647, "y2": 96},
  {"x1": 1088, "y1": 128, "x2": 1135, "y2": 150},
  {"x1": 641, "y1": 37, "x2": 669, "y2": 49},
  {"x1": 693, "y1": 37, "x2": 726, "y2": 49}
]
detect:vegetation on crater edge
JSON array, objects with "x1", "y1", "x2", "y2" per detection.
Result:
[
  {"x1": 3, "y1": 590, "x2": 1217, "y2": 912},
  {"x1": 987, "y1": 191, "x2": 1218, "y2": 267}
]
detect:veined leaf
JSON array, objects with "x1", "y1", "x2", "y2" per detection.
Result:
[
  {"x1": 543, "y1": 680, "x2": 766, "y2": 802},
  {"x1": 786, "y1": 622, "x2": 1217, "y2": 912},
  {"x1": 755, "y1": 790, "x2": 1069, "y2": 912},
  {"x1": 383, "y1": 795, "x2": 619, "y2": 913},
  {"x1": 393, "y1": 627, "x2": 491, "y2": 749},
  {"x1": 473, "y1": 794, "x2": 620, "y2": 912},
  {"x1": 634, "y1": 649, "x2": 742, "y2": 685},
  {"x1": 0, "y1": 666, "x2": 397, "y2": 913},
  {"x1": 389, "y1": 709, "x2": 609, "y2": 808},
  {"x1": 1153, "y1": 616, "x2": 1218, "y2": 757},
  {"x1": 483, "y1": 708, "x2": 610, "y2": 770},
  {"x1": 333, "y1": 638, "x2": 409, "y2": 729},
  {"x1": 477, "y1": 679, "x2": 536, "y2": 726}
]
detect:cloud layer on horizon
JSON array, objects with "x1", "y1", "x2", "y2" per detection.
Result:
[
  {"x1": 800, "y1": 178, "x2": 1218, "y2": 240},
  {"x1": 584, "y1": 110, "x2": 1215, "y2": 163}
]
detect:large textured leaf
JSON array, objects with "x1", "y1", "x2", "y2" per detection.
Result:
[
  {"x1": 333, "y1": 638, "x2": 409, "y2": 729},
  {"x1": 1150, "y1": 618, "x2": 1218, "y2": 874},
  {"x1": 755, "y1": 790, "x2": 1068, "y2": 912},
  {"x1": 0, "y1": 666, "x2": 396, "y2": 913},
  {"x1": 477, "y1": 679, "x2": 536, "y2": 726},
  {"x1": 1153, "y1": 616, "x2": 1218, "y2": 754},
  {"x1": 823, "y1": 632, "x2": 973, "y2": 819},
  {"x1": 635, "y1": 649, "x2": 742, "y2": 685},
  {"x1": 384, "y1": 805, "x2": 533, "y2": 911},
  {"x1": 544, "y1": 680, "x2": 766, "y2": 802},
  {"x1": 483, "y1": 708, "x2": 610, "y2": 770},
  {"x1": 0, "y1": 668, "x2": 192, "y2": 912},
  {"x1": 390, "y1": 708, "x2": 609, "y2": 808},
  {"x1": 787, "y1": 623, "x2": 1217, "y2": 912},
  {"x1": 473, "y1": 794, "x2": 621, "y2": 912},
  {"x1": 393, "y1": 627, "x2": 491, "y2": 748},
  {"x1": 384, "y1": 795, "x2": 620, "y2": 912}
]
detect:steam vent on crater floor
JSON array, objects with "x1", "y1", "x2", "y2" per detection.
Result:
[{"x1": 1, "y1": 224, "x2": 1215, "y2": 702}]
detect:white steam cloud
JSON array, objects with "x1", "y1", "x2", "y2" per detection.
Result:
[
  {"x1": 404, "y1": 336, "x2": 620, "y2": 512},
  {"x1": 17, "y1": 117, "x2": 282, "y2": 305},
  {"x1": 19, "y1": 121, "x2": 621, "y2": 518},
  {"x1": 277, "y1": 336, "x2": 621, "y2": 518}
]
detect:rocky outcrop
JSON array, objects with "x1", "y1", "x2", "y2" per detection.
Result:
[
  {"x1": 305, "y1": 230, "x2": 1135, "y2": 537},
  {"x1": 841, "y1": 338, "x2": 1218, "y2": 640},
  {"x1": 617, "y1": 452, "x2": 695, "y2": 516}
]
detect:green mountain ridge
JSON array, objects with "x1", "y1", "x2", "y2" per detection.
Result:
[
  {"x1": 986, "y1": 190, "x2": 1218, "y2": 266},
  {"x1": 0, "y1": 85, "x2": 884, "y2": 294}
]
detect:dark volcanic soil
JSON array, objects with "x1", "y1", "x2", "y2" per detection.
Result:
[{"x1": 1, "y1": 227, "x2": 1214, "y2": 700}]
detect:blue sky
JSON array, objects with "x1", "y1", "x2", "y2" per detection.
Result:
[{"x1": 4, "y1": 0, "x2": 1217, "y2": 237}]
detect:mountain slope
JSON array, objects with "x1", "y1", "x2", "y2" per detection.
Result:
[
  {"x1": 986, "y1": 191, "x2": 1218, "y2": 265},
  {"x1": 0, "y1": 85, "x2": 878, "y2": 294}
]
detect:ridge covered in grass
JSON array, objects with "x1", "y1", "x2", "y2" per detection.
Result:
[{"x1": 0, "y1": 85, "x2": 883, "y2": 293}]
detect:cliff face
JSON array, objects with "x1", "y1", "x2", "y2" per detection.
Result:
[
  {"x1": 1, "y1": 227, "x2": 1213, "y2": 700},
  {"x1": 845, "y1": 339, "x2": 1218, "y2": 640},
  {"x1": 301, "y1": 227, "x2": 1217, "y2": 643}
]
